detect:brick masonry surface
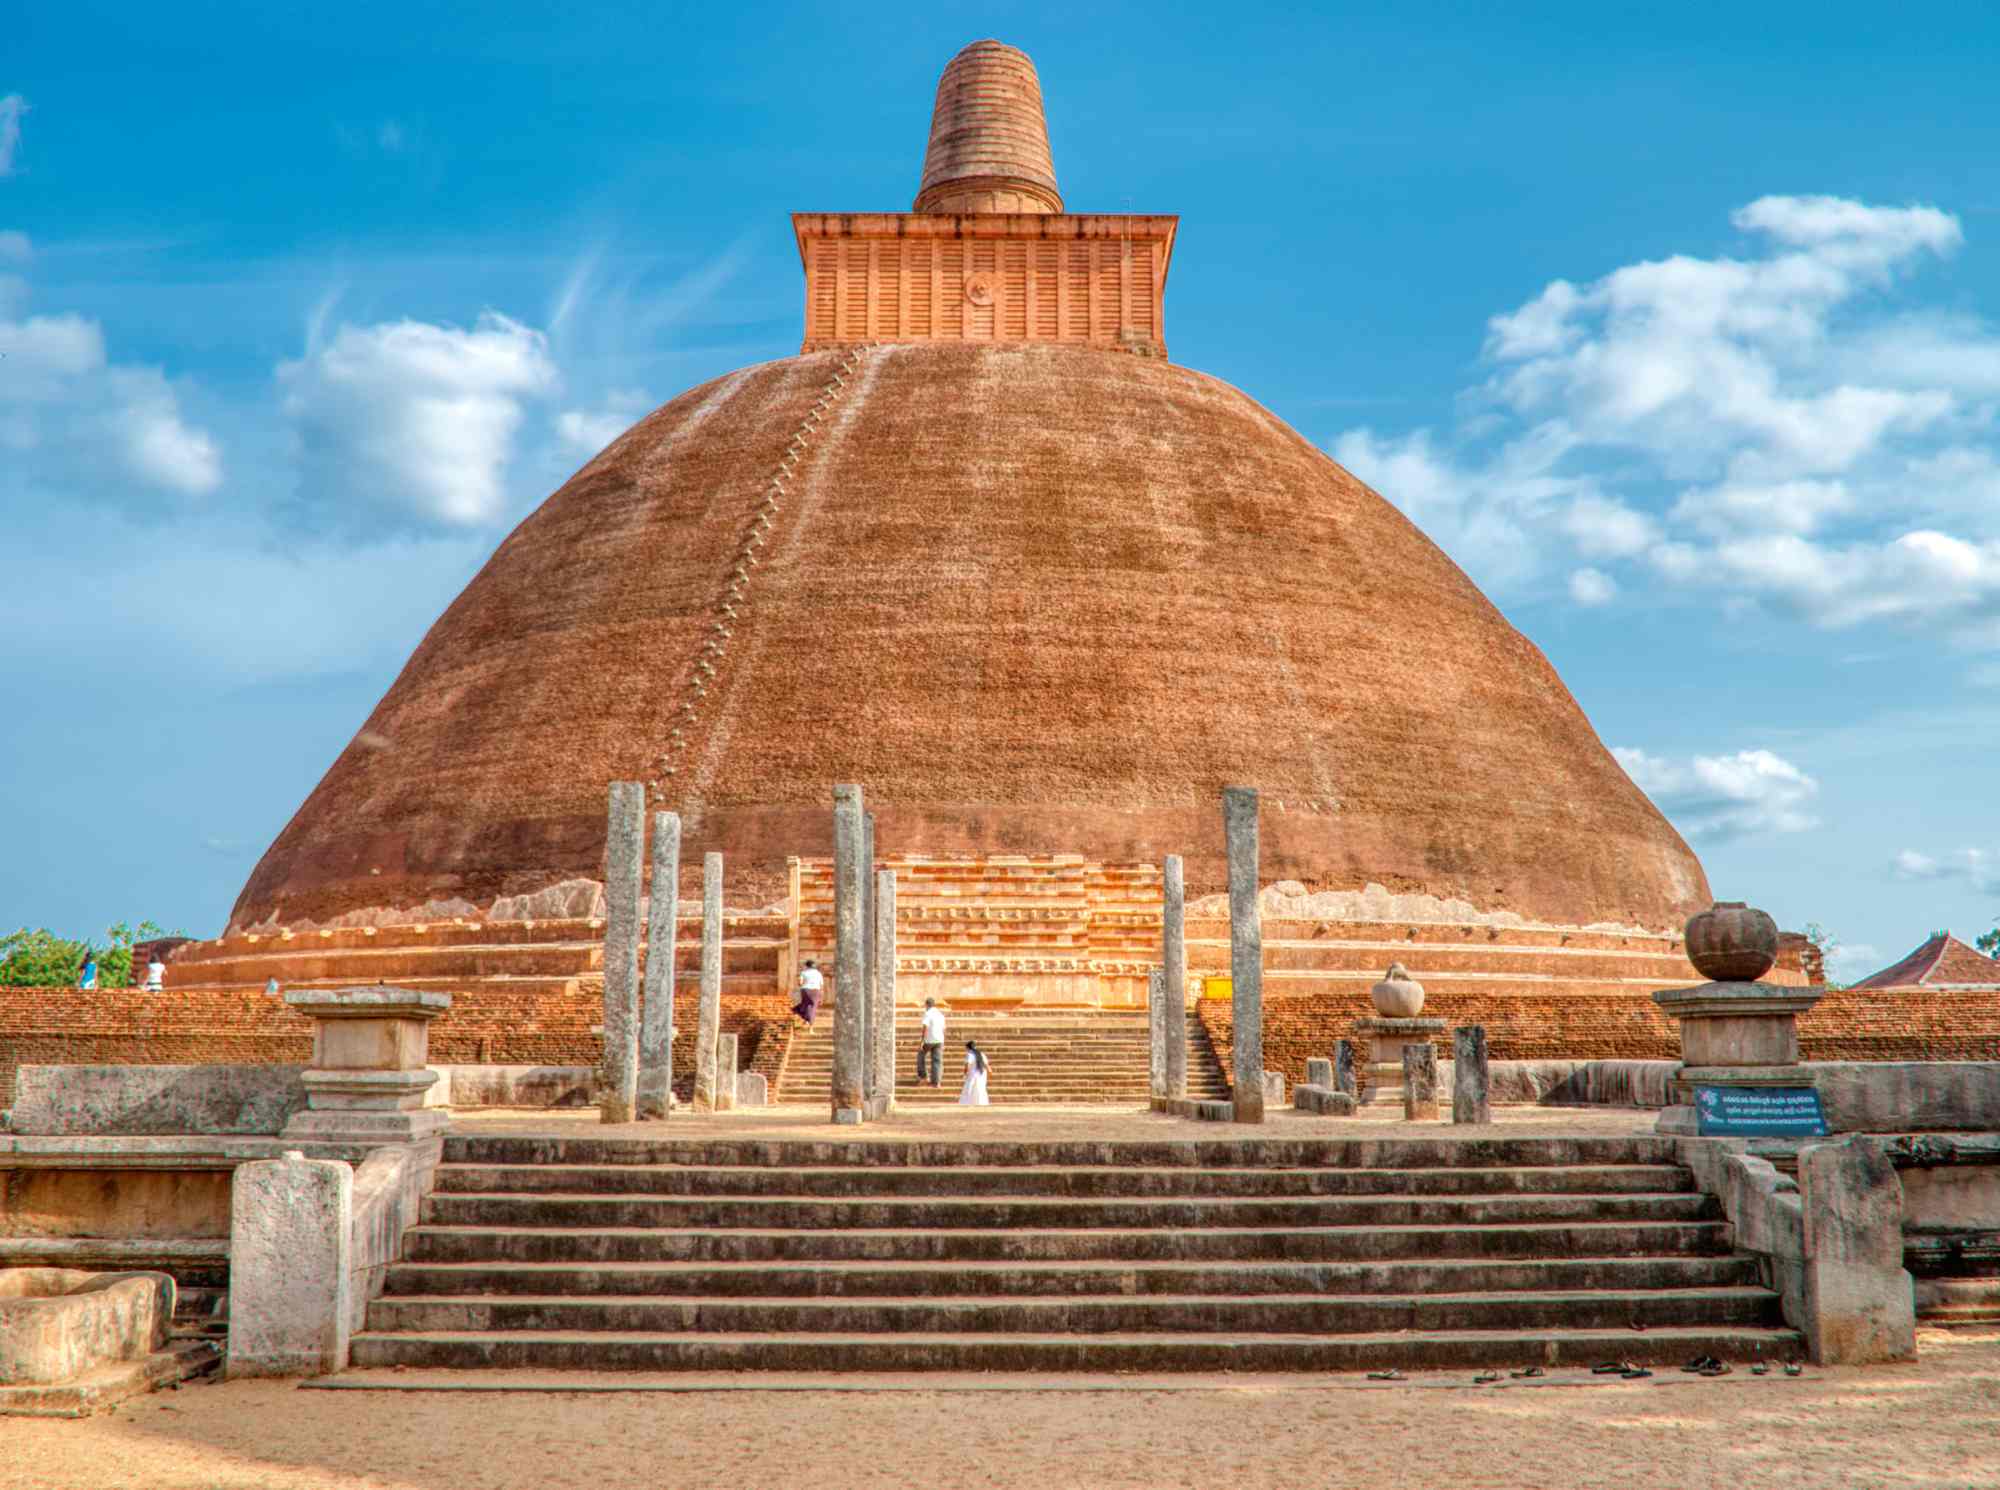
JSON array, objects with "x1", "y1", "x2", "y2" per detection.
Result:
[
  {"x1": 0, "y1": 983, "x2": 795, "y2": 1108},
  {"x1": 1196, "y1": 986, "x2": 2000, "y2": 1094}
]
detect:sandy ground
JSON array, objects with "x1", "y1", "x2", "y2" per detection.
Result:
[
  {"x1": 8, "y1": 1329, "x2": 1997, "y2": 1490},
  {"x1": 450, "y1": 1101, "x2": 1662, "y2": 1141}
]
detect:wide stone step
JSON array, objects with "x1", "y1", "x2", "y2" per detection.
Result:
[
  {"x1": 402, "y1": 1219, "x2": 1735, "y2": 1265},
  {"x1": 441, "y1": 1135, "x2": 1681, "y2": 1170},
  {"x1": 365, "y1": 1286, "x2": 1780, "y2": 1337},
  {"x1": 418, "y1": 1191, "x2": 1717, "y2": 1232},
  {"x1": 383, "y1": 1253, "x2": 1763, "y2": 1299},
  {"x1": 429, "y1": 1163, "x2": 1697, "y2": 1199},
  {"x1": 347, "y1": 1323, "x2": 1800, "y2": 1372}
]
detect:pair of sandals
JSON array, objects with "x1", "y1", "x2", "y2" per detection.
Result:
[
  {"x1": 1682, "y1": 1355, "x2": 1733, "y2": 1377},
  {"x1": 1591, "y1": 1360, "x2": 1653, "y2": 1379}
]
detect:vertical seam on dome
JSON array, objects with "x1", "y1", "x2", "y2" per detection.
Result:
[{"x1": 651, "y1": 345, "x2": 879, "y2": 798}]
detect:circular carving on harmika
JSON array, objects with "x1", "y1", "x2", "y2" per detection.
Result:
[{"x1": 963, "y1": 272, "x2": 996, "y2": 307}]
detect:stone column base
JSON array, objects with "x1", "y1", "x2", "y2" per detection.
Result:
[{"x1": 1351, "y1": 1017, "x2": 1446, "y2": 1105}]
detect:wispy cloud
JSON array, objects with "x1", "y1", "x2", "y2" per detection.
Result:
[
  {"x1": 1892, "y1": 847, "x2": 2000, "y2": 894},
  {"x1": 0, "y1": 94, "x2": 25, "y2": 176},
  {"x1": 1333, "y1": 195, "x2": 2000, "y2": 655}
]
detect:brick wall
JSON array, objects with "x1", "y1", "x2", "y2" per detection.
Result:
[
  {"x1": 0, "y1": 982, "x2": 799, "y2": 1109},
  {"x1": 1196, "y1": 985, "x2": 2000, "y2": 1092}
]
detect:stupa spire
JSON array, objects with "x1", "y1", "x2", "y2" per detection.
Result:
[{"x1": 914, "y1": 39, "x2": 1063, "y2": 215}]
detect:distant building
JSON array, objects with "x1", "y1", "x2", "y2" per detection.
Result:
[{"x1": 1847, "y1": 933, "x2": 2000, "y2": 992}]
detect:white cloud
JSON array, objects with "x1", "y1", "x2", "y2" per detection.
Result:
[
  {"x1": 0, "y1": 95, "x2": 24, "y2": 177},
  {"x1": 1331, "y1": 195, "x2": 2000, "y2": 643},
  {"x1": 1892, "y1": 847, "x2": 2000, "y2": 894},
  {"x1": 1614, "y1": 746, "x2": 1820, "y2": 840},
  {"x1": 1568, "y1": 567, "x2": 1616, "y2": 606},
  {"x1": 555, "y1": 387, "x2": 653, "y2": 457},
  {"x1": 278, "y1": 311, "x2": 557, "y2": 529},
  {"x1": 0, "y1": 274, "x2": 222, "y2": 498},
  {"x1": 1827, "y1": 943, "x2": 1882, "y2": 983}
]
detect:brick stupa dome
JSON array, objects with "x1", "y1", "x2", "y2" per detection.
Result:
[{"x1": 227, "y1": 44, "x2": 1708, "y2": 934}]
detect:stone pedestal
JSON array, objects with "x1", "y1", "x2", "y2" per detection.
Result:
[
  {"x1": 1350, "y1": 1017, "x2": 1445, "y2": 1108},
  {"x1": 1652, "y1": 980, "x2": 1825, "y2": 1135},
  {"x1": 281, "y1": 987, "x2": 451, "y2": 1145}
]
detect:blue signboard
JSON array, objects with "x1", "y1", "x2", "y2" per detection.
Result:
[{"x1": 1693, "y1": 1085, "x2": 1830, "y2": 1138}]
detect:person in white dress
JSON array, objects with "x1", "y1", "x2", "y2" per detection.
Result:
[{"x1": 958, "y1": 1040, "x2": 990, "y2": 1106}]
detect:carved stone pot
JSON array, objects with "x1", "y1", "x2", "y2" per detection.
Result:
[
  {"x1": 1685, "y1": 901, "x2": 1779, "y2": 983},
  {"x1": 1370, "y1": 962, "x2": 1426, "y2": 1018}
]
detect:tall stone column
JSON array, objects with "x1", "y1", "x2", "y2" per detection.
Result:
[
  {"x1": 1147, "y1": 970, "x2": 1168, "y2": 1100},
  {"x1": 599, "y1": 781, "x2": 645, "y2": 1124},
  {"x1": 1453, "y1": 1025, "x2": 1490, "y2": 1125},
  {"x1": 860, "y1": 811, "x2": 877, "y2": 1103},
  {"x1": 831, "y1": 784, "x2": 866, "y2": 1122},
  {"x1": 1223, "y1": 787, "x2": 1265, "y2": 1123},
  {"x1": 1162, "y1": 854, "x2": 1187, "y2": 1098},
  {"x1": 693, "y1": 852, "x2": 724, "y2": 1112},
  {"x1": 872, "y1": 867, "x2": 898, "y2": 1111},
  {"x1": 637, "y1": 810, "x2": 681, "y2": 1120}
]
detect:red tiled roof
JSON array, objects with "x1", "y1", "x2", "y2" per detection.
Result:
[{"x1": 1849, "y1": 933, "x2": 2000, "y2": 990}]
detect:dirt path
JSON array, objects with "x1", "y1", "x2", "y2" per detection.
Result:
[{"x1": 10, "y1": 1330, "x2": 1997, "y2": 1490}]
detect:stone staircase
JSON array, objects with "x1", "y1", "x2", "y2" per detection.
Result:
[
  {"x1": 772, "y1": 1009, "x2": 1230, "y2": 1104},
  {"x1": 348, "y1": 1133, "x2": 1800, "y2": 1372}
]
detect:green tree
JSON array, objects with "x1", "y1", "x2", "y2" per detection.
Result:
[
  {"x1": 1978, "y1": 923, "x2": 1999, "y2": 960},
  {"x1": 1801, "y1": 922, "x2": 1843, "y2": 989},
  {"x1": 0, "y1": 921, "x2": 175, "y2": 988}
]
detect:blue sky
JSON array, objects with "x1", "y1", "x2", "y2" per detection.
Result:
[{"x1": 5, "y1": 1, "x2": 1998, "y2": 977}]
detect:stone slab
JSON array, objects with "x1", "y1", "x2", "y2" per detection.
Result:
[
  {"x1": 1453, "y1": 1026, "x2": 1490, "y2": 1125},
  {"x1": 1305, "y1": 1058, "x2": 1332, "y2": 1090},
  {"x1": 715, "y1": 1033, "x2": 740, "y2": 1113},
  {"x1": 1403, "y1": 1044, "x2": 1440, "y2": 1122},
  {"x1": 0, "y1": 1338, "x2": 217, "y2": 1418},
  {"x1": 1149, "y1": 1096, "x2": 1235, "y2": 1122},
  {"x1": 1292, "y1": 1084, "x2": 1357, "y2": 1117},
  {"x1": 228, "y1": 1152, "x2": 352, "y2": 1378},
  {"x1": 1800, "y1": 1137, "x2": 1916, "y2": 1365},
  {"x1": 434, "y1": 1066, "x2": 594, "y2": 1109},
  {"x1": 1811, "y1": 1062, "x2": 2000, "y2": 1134},
  {"x1": 735, "y1": 1072, "x2": 769, "y2": 1108},
  {"x1": 6, "y1": 1066, "x2": 307, "y2": 1137},
  {"x1": 0, "y1": 1269, "x2": 173, "y2": 1385}
]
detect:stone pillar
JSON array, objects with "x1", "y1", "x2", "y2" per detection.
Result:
[
  {"x1": 637, "y1": 810, "x2": 681, "y2": 1120},
  {"x1": 715, "y1": 1032, "x2": 740, "y2": 1113},
  {"x1": 1402, "y1": 1043, "x2": 1440, "y2": 1121},
  {"x1": 1453, "y1": 1025, "x2": 1490, "y2": 1125},
  {"x1": 1147, "y1": 970, "x2": 1168, "y2": 1099},
  {"x1": 227, "y1": 1151, "x2": 352, "y2": 1378},
  {"x1": 1305, "y1": 1057, "x2": 1333, "y2": 1090},
  {"x1": 599, "y1": 781, "x2": 646, "y2": 1124},
  {"x1": 872, "y1": 868, "x2": 898, "y2": 1111},
  {"x1": 1333, "y1": 1040, "x2": 1356, "y2": 1099},
  {"x1": 1223, "y1": 786, "x2": 1264, "y2": 1124},
  {"x1": 281, "y1": 987, "x2": 451, "y2": 1145},
  {"x1": 1800, "y1": 1137, "x2": 1916, "y2": 1364},
  {"x1": 860, "y1": 811, "x2": 877, "y2": 1103},
  {"x1": 1162, "y1": 854, "x2": 1187, "y2": 1098},
  {"x1": 693, "y1": 852, "x2": 724, "y2": 1112},
  {"x1": 830, "y1": 784, "x2": 867, "y2": 1122}
]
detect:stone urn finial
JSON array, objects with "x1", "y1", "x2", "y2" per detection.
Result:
[
  {"x1": 1684, "y1": 901, "x2": 1779, "y2": 983},
  {"x1": 1371, "y1": 961, "x2": 1426, "y2": 1018}
]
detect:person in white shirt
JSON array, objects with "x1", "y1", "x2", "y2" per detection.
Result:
[
  {"x1": 917, "y1": 998, "x2": 946, "y2": 1087},
  {"x1": 142, "y1": 956, "x2": 166, "y2": 992},
  {"x1": 793, "y1": 959, "x2": 824, "y2": 1025}
]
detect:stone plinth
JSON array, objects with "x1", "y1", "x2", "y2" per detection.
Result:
[
  {"x1": 1305, "y1": 1058, "x2": 1333, "y2": 1090},
  {"x1": 281, "y1": 987, "x2": 450, "y2": 1145},
  {"x1": 228, "y1": 1152, "x2": 351, "y2": 1377},
  {"x1": 1351, "y1": 1017, "x2": 1446, "y2": 1107},
  {"x1": 1653, "y1": 980, "x2": 1825, "y2": 1134}
]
